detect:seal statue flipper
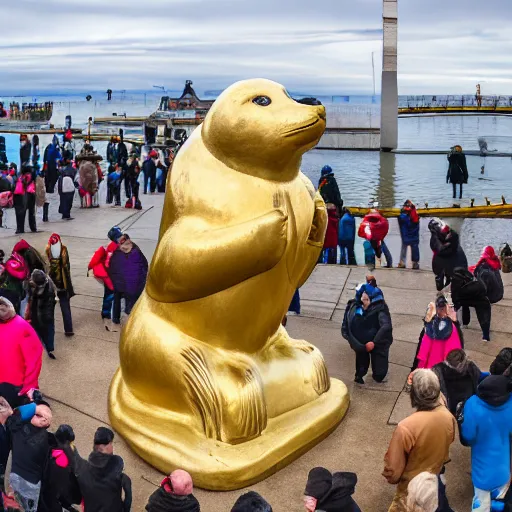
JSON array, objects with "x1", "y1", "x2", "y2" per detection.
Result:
[{"x1": 147, "y1": 210, "x2": 288, "y2": 303}]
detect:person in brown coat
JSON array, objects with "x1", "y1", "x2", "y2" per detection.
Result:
[{"x1": 383, "y1": 369, "x2": 456, "y2": 512}]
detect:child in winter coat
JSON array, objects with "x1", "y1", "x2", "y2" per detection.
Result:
[
  {"x1": 397, "y1": 199, "x2": 420, "y2": 269},
  {"x1": 322, "y1": 204, "x2": 339, "y2": 264},
  {"x1": 28, "y1": 269, "x2": 57, "y2": 359},
  {"x1": 45, "y1": 234, "x2": 75, "y2": 336},
  {"x1": 338, "y1": 207, "x2": 357, "y2": 265},
  {"x1": 358, "y1": 209, "x2": 393, "y2": 268},
  {"x1": 470, "y1": 246, "x2": 504, "y2": 304},
  {"x1": 88, "y1": 226, "x2": 122, "y2": 326},
  {"x1": 412, "y1": 296, "x2": 463, "y2": 371}
]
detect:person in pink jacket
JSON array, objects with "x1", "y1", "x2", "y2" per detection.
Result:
[
  {"x1": 413, "y1": 295, "x2": 464, "y2": 371},
  {"x1": 0, "y1": 296, "x2": 43, "y2": 406}
]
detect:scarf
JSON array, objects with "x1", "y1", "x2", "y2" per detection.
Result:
[{"x1": 425, "y1": 316, "x2": 453, "y2": 340}]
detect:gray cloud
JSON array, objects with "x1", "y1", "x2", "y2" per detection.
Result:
[{"x1": 1, "y1": 0, "x2": 511, "y2": 94}]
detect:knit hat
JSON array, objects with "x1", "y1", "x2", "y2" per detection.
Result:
[
  {"x1": 149, "y1": 149, "x2": 158, "y2": 158},
  {"x1": 231, "y1": 491, "x2": 273, "y2": 512},
  {"x1": 49, "y1": 233, "x2": 61, "y2": 245},
  {"x1": 94, "y1": 426, "x2": 114, "y2": 445},
  {"x1": 31, "y1": 269, "x2": 47, "y2": 287},
  {"x1": 108, "y1": 226, "x2": 123, "y2": 243},
  {"x1": 321, "y1": 165, "x2": 333, "y2": 176},
  {"x1": 56, "y1": 424, "x2": 75, "y2": 444},
  {"x1": 304, "y1": 467, "x2": 332, "y2": 501}
]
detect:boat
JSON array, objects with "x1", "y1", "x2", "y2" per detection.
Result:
[
  {"x1": 0, "y1": 101, "x2": 53, "y2": 125},
  {"x1": 347, "y1": 201, "x2": 512, "y2": 219}
]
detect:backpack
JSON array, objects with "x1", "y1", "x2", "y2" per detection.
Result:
[
  {"x1": 475, "y1": 265, "x2": 504, "y2": 304},
  {"x1": 500, "y1": 244, "x2": 512, "y2": 273},
  {"x1": 0, "y1": 191, "x2": 13, "y2": 208}
]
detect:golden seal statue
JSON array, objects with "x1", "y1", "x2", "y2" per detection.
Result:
[{"x1": 109, "y1": 78, "x2": 350, "y2": 490}]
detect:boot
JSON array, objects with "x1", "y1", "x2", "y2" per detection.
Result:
[{"x1": 43, "y1": 202, "x2": 49, "y2": 222}]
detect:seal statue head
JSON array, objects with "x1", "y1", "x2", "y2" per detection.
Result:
[{"x1": 202, "y1": 78, "x2": 326, "y2": 181}]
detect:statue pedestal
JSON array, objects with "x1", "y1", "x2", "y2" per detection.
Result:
[{"x1": 109, "y1": 373, "x2": 349, "y2": 491}]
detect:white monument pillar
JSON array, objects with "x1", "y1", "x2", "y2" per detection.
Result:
[{"x1": 380, "y1": 0, "x2": 398, "y2": 151}]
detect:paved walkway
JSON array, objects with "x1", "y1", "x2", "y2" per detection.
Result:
[{"x1": 1, "y1": 197, "x2": 510, "y2": 511}]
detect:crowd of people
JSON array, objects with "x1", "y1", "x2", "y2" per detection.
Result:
[
  {"x1": 0, "y1": 132, "x2": 175, "y2": 232},
  {"x1": 0, "y1": 156, "x2": 511, "y2": 511}
]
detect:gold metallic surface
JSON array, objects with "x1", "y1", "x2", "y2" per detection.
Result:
[{"x1": 108, "y1": 79, "x2": 350, "y2": 490}]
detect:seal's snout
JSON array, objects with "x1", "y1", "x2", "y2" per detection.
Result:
[
  {"x1": 318, "y1": 108, "x2": 326, "y2": 121},
  {"x1": 295, "y1": 97, "x2": 323, "y2": 106}
]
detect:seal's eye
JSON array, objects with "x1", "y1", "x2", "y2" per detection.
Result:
[{"x1": 252, "y1": 96, "x2": 271, "y2": 107}]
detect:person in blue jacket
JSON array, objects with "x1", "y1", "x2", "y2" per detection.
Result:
[
  {"x1": 398, "y1": 199, "x2": 420, "y2": 270},
  {"x1": 459, "y1": 375, "x2": 512, "y2": 512},
  {"x1": 338, "y1": 207, "x2": 357, "y2": 266}
]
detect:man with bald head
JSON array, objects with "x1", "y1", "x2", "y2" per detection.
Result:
[{"x1": 145, "y1": 469, "x2": 200, "y2": 511}]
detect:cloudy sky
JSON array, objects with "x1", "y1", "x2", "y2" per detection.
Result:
[{"x1": 2, "y1": 0, "x2": 511, "y2": 95}]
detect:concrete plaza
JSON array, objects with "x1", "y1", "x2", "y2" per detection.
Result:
[{"x1": 1, "y1": 196, "x2": 510, "y2": 511}]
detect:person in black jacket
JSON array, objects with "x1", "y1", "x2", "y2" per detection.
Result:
[
  {"x1": 471, "y1": 246, "x2": 504, "y2": 304},
  {"x1": 58, "y1": 151, "x2": 77, "y2": 220},
  {"x1": 451, "y1": 267, "x2": 492, "y2": 342},
  {"x1": 74, "y1": 427, "x2": 132, "y2": 512},
  {"x1": 432, "y1": 349, "x2": 484, "y2": 416},
  {"x1": 446, "y1": 145, "x2": 468, "y2": 199},
  {"x1": 303, "y1": 467, "x2": 361, "y2": 512},
  {"x1": 318, "y1": 165, "x2": 343, "y2": 215},
  {"x1": 429, "y1": 219, "x2": 468, "y2": 291},
  {"x1": 231, "y1": 491, "x2": 272, "y2": 512},
  {"x1": 20, "y1": 134, "x2": 32, "y2": 168},
  {"x1": 145, "y1": 470, "x2": 200, "y2": 512},
  {"x1": 6, "y1": 399, "x2": 52, "y2": 512},
  {"x1": 342, "y1": 282, "x2": 393, "y2": 384}
]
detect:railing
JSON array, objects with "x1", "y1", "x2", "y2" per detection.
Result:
[{"x1": 398, "y1": 95, "x2": 512, "y2": 109}]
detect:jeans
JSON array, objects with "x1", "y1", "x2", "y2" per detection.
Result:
[
  {"x1": 355, "y1": 347, "x2": 389, "y2": 381},
  {"x1": 59, "y1": 191, "x2": 74, "y2": 218},
  {"x1": 144, "y1": 172, "x2": 156, "y2": 194},
  {"x1": 288, "y1": 289, "x2": 301, "y2": 314},
  {"x1": 57, "y1": 291, "x2": 73, "y2": 333},
  {"x1": 339, "y1": 240, "x2": 356, "y2": 265},
  {"x1": 102, "y1": 285, "x2": 114, "y2": 319},
  {"x1": 399, "y1": 242, "x2": 420, "y2": 264},
  {"x1": 381, "y1": 241, "x2": 393, "y2": 267},
  {"x1": 452, "y1": 182, "x2": 463, "y2": 199},
  {"x1": 35, "y1": 322, "x2": 55, "y2": 353},
  {"x1": 113, "y1": 291, "x2": 139, "y2": 324},
  {"x1": 472, "y1": 482, "x2": 509, "y2": 511},
  {"x1": 322, "y1": 247, "x2": 337, "y2": 264}
]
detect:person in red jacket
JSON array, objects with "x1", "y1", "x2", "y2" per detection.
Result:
[
  {"x1": 321, "y1": 203, "x2": 339, "y2": 264},
  {"x1": 0, "y1": 296, "x2": 43, "y2": 407},
  {"x1": 358, "y1": 209, "x2": 393, "y2": 268},
  {"x1": 88, "y1": 226, "x2": 122, "y2": 326}
]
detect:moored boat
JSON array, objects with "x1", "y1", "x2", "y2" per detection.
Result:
[
  {"x1": 347, "y1": 202, "x2": 512, "y2": 219},
  {"x1": 0, "y1": 101, "x2": 53, "y2": 124}
]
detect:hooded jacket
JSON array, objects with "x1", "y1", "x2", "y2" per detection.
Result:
[
  {"x1": 75, "y1": 450, "x2": 132, "y2": 512},
  {"x1": 416, "y1": 319, "x2": 463, "y2": 370},
  {"x1": 358, "y1": 210, "x2": 389, "y2": 243},
  {"x1": 398, "y1": 204, "x2": 420, "y2": 245},
  {"x1": 43, "y1": 137, "x2": 61, "y2": 193},
  {"x1": 432, "y1": 359, "x2": 482, "y2": 415},
  {"x1": 451, "y1": 268, "x2": 491, "y2": 321},
  {"x1": 304, "y1": 468, "x2": 361, "y2": 512},
  {"x1": 460, "y1": 376, "x2": 512, "y2": 491},
  {"x1": 108, "y1": 244, "x2": 148, "y2": 296},
  {"x1": 88, "y1": 242, "x2": 118, "y2": 290},
  {"x1": 0, "y1": 298, "x2": 43, "y2": 396},
  {"x1": 318, "y1": 172, "x2": 343, "y2": 210},
  {"x1": 145, "y1": 487, "x2": 200, "y2": 512},
  {"x1": 29, "y1": 275, "x2": 57, "y2": 327},
  {"x1": 470, "y1": 246, "x2": 503, "y2": 304},
  {"x1": 430, "y1": 228, "x2": 468, "y2": 279},
  {"x1": 342, "y1": 291, "x2": 393, "y2": 353},
  {"x1": 338, "y1": 211, "x2": 356, "y2": 242}
]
